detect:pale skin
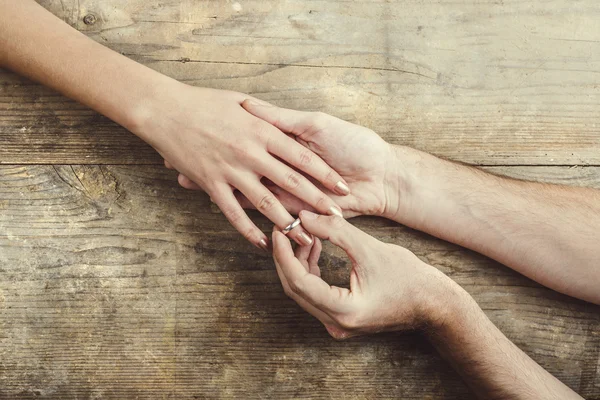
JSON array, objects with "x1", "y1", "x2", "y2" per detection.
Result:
[
  {"x1": 0, "y1": 0, "x2": 350, "y2": 250},
  {"x1": 176, "y1": 101, "x2": 597, "y2": 399}
]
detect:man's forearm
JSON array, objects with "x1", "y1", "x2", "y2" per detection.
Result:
[
  {"x1": 425, "y1": 286, "x2": 582, "y2": 399},
  {"x1": 386, "y1": 145, "x2": 600, "y2": 304},
  {"x1": 0, "y1": 0, "x2": 172, "y2": 141}
]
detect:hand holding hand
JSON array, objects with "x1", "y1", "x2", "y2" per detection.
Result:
[
  {"x1": 272, "y1": 211, "x2": 461, "y2": 339},
  {"x1": 241, "y1": 100, "x2": 401, "y2": 218},
  {"x1": 142, "y1": 86, "x2": 349, "y2": 249},
  {"x1": 172, "y1": 100, "x2": 406, "y2": 219}
]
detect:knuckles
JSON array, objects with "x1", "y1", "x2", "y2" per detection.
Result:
[
  {"x1": 220, "y1": 205, "x2": 244, "y2": 225},
  {"x1": 314, "y1": 195, "x2": 328, "y2": 211},
  {"x1": 298, "y1": 150, "x2": 314, "y2": 166},
  {"x1": 283, "y1": 172, "x2": 303, "y2": 190},
  {"x1": 257, "y1": 193, "x2": 278, "y2": 212}
]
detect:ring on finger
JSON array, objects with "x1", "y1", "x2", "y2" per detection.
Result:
[{"x1": 282, "y1": 218, "x2": 302, "y2": 235}]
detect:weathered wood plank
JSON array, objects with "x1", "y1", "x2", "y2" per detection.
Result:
[
  {"x1": 1, "y1": 0, "x2": 599, "y2": 165},
  {"x1": 1, "y1": 165, "x2": 598, "y2": 398}
]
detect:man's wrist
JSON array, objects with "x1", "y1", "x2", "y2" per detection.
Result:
[
  {"x1": 381, "y1": 144, "x2": 428, "y2": 223},
  {"x1": 416, "y1": 271, "x2": 476, "y2": 333}
]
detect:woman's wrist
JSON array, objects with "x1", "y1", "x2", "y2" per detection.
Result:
[{"x1": 115, "y1": 72, "x2": 183, "y2": 144}]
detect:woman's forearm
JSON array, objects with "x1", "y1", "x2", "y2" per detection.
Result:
[
  {"x1": 385, "y1": 145, "x2": 600, "y2": 304},
  {"x1": 0, "y1": 1, "x2": 353, "y2": 248},
  {"x1": 0, "y1": 0, "x2": 172, "y2": 138}
]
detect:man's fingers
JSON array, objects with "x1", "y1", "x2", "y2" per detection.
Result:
[
  {"x1": 307, "y1": 238, "x2": 322, "y2": 277},
  {"x1": 298, "y1": 210, "x2": 372, "y2": 263},
  {"x1": 274, "y1": 253, "x2": 336, "y2": 327},
  {"x1": 293, "y1": 237, "x2": 322, "y2": 276},
  {"x1": 210, "y1": 185, "x2": 269, "y2": 252},
  {"x1": 294, "y1": 238, "x2": 315, "y2": 270},
  {"x1": 272, "y1": 231, "x2": 352, "y2": 314},
  {"x1": 242, "y1": 99, "x2": 308, "y2": 136},
  {"x1": 268, "y1": 135, "x2": 350, "y2": 196}
]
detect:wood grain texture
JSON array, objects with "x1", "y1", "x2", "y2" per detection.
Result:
[
  {"x1": 1, "y1": 0, "x2": 599, "y2": 165},
  {"x1": 1, "y1": 165, "x2": 599, "y2": 398},
  {"x1": 2, "y1": 0, "x2": 600, "y2": 398}
]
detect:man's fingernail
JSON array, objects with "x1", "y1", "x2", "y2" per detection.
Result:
[
  {"x1": 259, "y1": 238, "x2": 269, "y2": 252},
  {"x1": 329, "y1": 206, "x2": 344, "y2": 218},
  {"x1": 301, "y1": 210, "x2": 319, "y2": 220},
  {"x1": 334, "y1": 181, "x2": 350, "y2": 196},
  {"x1": 297, "y1": 232, "x2": 314, "y2": 246}
]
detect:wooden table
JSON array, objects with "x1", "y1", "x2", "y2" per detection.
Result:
[{"x1": 1, "y1": 1, "x2": 599, "y2": 398}]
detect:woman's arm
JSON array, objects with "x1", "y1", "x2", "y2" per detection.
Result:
[
  {"x1": 0, "y1": 0, "x2": 350, "y2": 249},
  {"x1": 0, "y1": 0, "x2": 169, "y2": 134}
]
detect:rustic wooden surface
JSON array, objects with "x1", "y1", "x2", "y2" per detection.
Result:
[{"x1": 1, "y1": 1, "x2": 599, "y2": 399}]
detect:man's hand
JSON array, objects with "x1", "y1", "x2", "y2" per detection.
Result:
[
  {"x1": 232, "y1": 99, "x2": 600, "y2": 305},
  {"x1": 271, "y1": 211, "x2": 458, "y2": 338},
  {"x1": 274, "y1": 211, "x2": 584, "y2": 400}
]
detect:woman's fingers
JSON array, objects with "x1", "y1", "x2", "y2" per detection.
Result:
[
  {"x1": 259, "y1": 160, "x2": 344, "y2": 219},
  {"x1": 210, "y1": 185, "x2": 269, "y2": 252},
  {"x1": 243, "y1": 100, "x2": 349, "y2": 195},
  {"x1": 272, "y1": 230, "x2": 352, "y2": 315},
  {"x1": 268, "y1": 135, "x2": 350, "y2": 196},
  {"x1": 234, "y1": 177, "x2": 314, "y2": 247}
]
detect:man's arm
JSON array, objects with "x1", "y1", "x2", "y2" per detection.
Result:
[
  {"x1": 272, "y1": 212, "x2": 583, "y2": 399},
  {"x1": 239, "y1": 101, "x2": 600, "y2": 304},
  {"x1": 428, "y1": 288, "x2": 581, "y2": 399},
  {"x1": 388, "y1": 147, "x2": 600, "y2": 304}
]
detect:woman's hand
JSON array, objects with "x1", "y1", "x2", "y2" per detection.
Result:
[
  {"x1": 141, "y1": 86, "x2": 349, "y2": 250},
  {"x1": 171, "y1": 100, "x2": 403, "y2": 219},
  {"x1": 272, "y1": 211, "x2": 462, "y2": 339}
]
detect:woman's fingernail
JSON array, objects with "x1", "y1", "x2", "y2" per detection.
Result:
[
  {"x1": 329, "y1": 206, "x2": 344, "y2": 218},
  {"x1": 297, "y1": 232, "x2": 314, "y2": 246},
  {"x1": 259, "y1": 238, "x2": 269, "y2": 252},
  {"x1": 334, "y1": 181, "x2": 350, "y2": 196},
  {"x1": 301, "y1": 210, "x2": 319, "y2": 220}
]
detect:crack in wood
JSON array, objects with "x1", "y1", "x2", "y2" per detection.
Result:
[{"x1": 121, "y1": 55, "x2": 436, "y2": 80}]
